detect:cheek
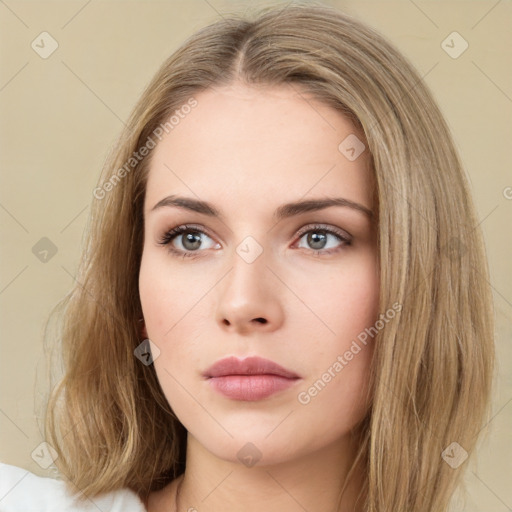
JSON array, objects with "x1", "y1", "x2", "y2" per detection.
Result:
[
  {"x1": 293, "y1": 250, "x2": 380, "y2": 349},
  {"x1": 296, "y1": 346, "x2": 374, "y2": 445},
  {"x1": 292, "y1": 252, "x2": 379, "y2": 414},
  {"x1": 138, "y1": 251, "x2": 206, "y2": 338},
  {"x1": 138, "y1": 252, "x2": 211, "y2": 392},
  {"x1": 333, "y1": 264, "x2": 380, "y2": 339},
  {"x1": 139, "y1": 257, "x2": 169, "y2": 335}
]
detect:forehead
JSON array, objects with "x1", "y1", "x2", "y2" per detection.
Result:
[{"x1": 144, "y1": 83, "x2": 373, "y2": 216}]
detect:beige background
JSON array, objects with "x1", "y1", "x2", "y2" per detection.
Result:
[{"x1": 0, "y1": 1, "x2": 510, "y2": 510}]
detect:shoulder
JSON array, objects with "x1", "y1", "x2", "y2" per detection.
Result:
[{"x1": 0, "y1": 462, "x2": 147, "y2": 511}]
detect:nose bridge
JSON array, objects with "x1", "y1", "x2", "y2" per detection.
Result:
[
  {"x1": 224, "y1": 236, "x2": 269, "y2": 303},
  {"x1": 215, "y1": 235, "x2": 284, "y2": 332}
]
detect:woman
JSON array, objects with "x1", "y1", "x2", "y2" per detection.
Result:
[{"x1": 0, "y1": 2, "x2": 495, "y2": 511}]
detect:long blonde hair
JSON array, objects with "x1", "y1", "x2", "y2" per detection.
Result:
[{"x1": 43, "y1": 2, "x2": 495, "y2": 510}]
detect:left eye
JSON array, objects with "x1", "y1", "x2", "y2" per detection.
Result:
[
  {"x1": 157, "y1": 224, "x2": 351, "y2": 258},
  {"x1": 295, "y1": 227, "x2": 350, "y2": 252}
]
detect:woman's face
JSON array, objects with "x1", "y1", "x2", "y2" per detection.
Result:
[{"x1": 139, "y1": 82, "x2": 379, "y2": 465}]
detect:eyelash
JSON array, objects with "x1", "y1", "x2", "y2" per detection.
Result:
[{"x1": 157, "y1": 223, "x2": 352, "y2": 259}]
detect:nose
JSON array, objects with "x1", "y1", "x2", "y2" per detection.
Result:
[{"x1": 215, "y1": 247, "x2": 285, "y2": 335}]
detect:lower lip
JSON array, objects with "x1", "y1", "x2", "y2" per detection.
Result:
[{"x1": 207, "y1": 375, "x2": 299, "y2": 401}]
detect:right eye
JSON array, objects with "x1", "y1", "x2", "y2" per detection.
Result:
[{"x1": 157, "y1": 224, "x2": 219, "y2": 258}]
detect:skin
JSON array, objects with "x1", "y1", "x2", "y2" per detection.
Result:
[{"x1": 139, "y1": 82, "x2": 379, "y2": 512}]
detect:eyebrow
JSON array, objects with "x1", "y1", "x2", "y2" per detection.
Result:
[{"x1": 150, "y1": 195, "x2": 373, "y2": 221}]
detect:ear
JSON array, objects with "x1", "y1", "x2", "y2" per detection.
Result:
[{"x1": 139, "y1": 318, "x2": 148, "y2": 339}]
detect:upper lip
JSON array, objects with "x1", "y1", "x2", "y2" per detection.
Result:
[{"x1": 204, "y1": 356, "x2": 300, "y2": 379}]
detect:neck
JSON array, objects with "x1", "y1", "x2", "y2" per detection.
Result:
[{"x1": 176, "y1": 433, "x2": 366, "y2": 512}]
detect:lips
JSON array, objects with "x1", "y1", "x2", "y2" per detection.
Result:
[
  {"x1": 204, "y1": 356, "x2": 299, "y2": 379},
  {"x1": 204, "y1": 356, "x2": 301, "y2": 401}
]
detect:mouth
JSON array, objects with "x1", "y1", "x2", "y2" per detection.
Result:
[{"x1": 203, "y1": 356, "x2": 301, "y2": 401}]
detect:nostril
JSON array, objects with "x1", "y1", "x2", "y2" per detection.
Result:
[{"x1": 254, "y1": 318, "x2": 267, "y2": 324}]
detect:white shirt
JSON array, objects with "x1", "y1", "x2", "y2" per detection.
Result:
[{"x1": 0, "y1": 463, "x2": 147, "y2": 511}]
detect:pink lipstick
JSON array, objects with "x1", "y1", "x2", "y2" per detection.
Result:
[{"x1": 203, "y1": 356, "x2": 300, "y2": 401}]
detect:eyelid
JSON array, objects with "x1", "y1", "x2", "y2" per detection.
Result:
[{"x1": 294, "y1": 223, "x2": 352, "y2": 242}]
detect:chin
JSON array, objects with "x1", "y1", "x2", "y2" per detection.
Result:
[{"x1": 192, "y1": 428, "x2": 311, "y2": 468}]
